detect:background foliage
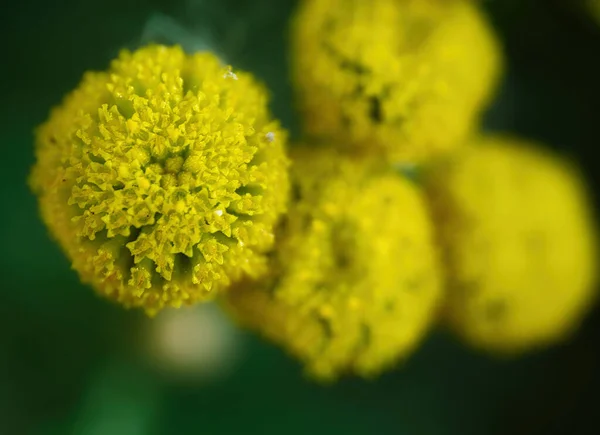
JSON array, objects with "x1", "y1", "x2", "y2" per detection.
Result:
[{"x1": 1, "y1": 0, "x2": 599, "y2": 434}]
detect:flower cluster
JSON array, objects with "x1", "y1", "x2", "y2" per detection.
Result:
[
  {"x1": 30, "y1": 0, "x2": 598, "y2": 380},
  {"x1": 30, "y1": 45, "x2": 289, "y2": 315},
  {"x1": 224, "y1": 0, "x2": 598, "y2": 377},
  {"x1": 425, "y1": 136, "x2": 598, "y2": 353}
]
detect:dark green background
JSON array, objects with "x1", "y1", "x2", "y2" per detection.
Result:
[{"x1": 1, "y1": 1, "x2": 599, "y2": 434}]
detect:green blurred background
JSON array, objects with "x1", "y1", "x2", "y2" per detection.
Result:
[{"x1": 1, "y1": 0, "x2": 600, "y2": 434}]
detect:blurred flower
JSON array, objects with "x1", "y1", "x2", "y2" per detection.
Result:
[
  {"x1": 30, "y1": 45, "x2": 289, "y2": 315},
  {"x1": 425, "y1": 135, "x2": 599, "y2": 353},
  {"x1": 224, "y1": 147, "x2": 442, "y2": 381},
  {"x1": 143, "y1": 304, "x2": 242, "y2": 381},
  {"x1": 291, "y1": 0, "x2": 502, "y2": 164}
]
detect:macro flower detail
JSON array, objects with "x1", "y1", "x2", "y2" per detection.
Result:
[
  {"x1": 291, "y1": 0, "x2": 502, "y2": 163},
  {"x1": 30, "y1": 45, "x2": 289, "y2": 315},
  {"x1": 224, "y1": 147, "x2": 442, "y2": 380},
  {"x1": 425, "y1": 136, "x2": 599, "y2": 353}
]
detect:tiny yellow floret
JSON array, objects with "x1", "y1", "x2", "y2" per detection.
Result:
[
  {"x1": 291, "y1": 0, "x2": 503, "y2": 163},
  {"x1": 30, "y1": 45, "x2": 289, "y2": 315},
  {"x1": 224, "y1": 147, "x2": 442, "y2": 380},
  {"x1": 425, "y1": 135, "x2": 599, "y2": 353}
]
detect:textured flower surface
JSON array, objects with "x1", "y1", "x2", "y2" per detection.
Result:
[
  {"x1": 426, "y1": 135, "x2": 598, "y2": 353},
  {"x1": 291, "y1": 0, "x2": 502, "y2": 164},
  {"x1": 30, "y1": 45, "x2": 289, "y2": 315},
  {"x1": 224, "y1": 147, "x2": 441, "y2": 380}
]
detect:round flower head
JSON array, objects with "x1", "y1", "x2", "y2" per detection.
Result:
[
  {"x1": 291, "y1": 0, "x2": 502, "y2": 163},
  {"x1": 224, "y1": 147, "x2": 442, "y2": 380},
  {"x1": 30, "y1": 45, "x2": 289, "y2": 315},
  {"x1": 425, "y1": 136, "x2": 598, "y2": 353}
]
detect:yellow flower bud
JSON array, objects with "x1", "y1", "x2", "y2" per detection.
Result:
[
  {"x1": 30, "y1": 45, "x2": 289, "y2": 315},
  {"x1": 224, "y1": 147, "x2": 442, "y2": 380},
  {"x1": 291, "y1": 0, "x2": 502, "y2": 163},
  {"x1": 426, "y1": 135, "x2": 599, "y2": 353}
]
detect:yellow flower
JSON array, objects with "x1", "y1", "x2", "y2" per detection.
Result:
[
  {"x1": 425, "y1": 135, "x2": 599, "y2": 353},
  {"x1": 30, "y1": 45, "x2": 289, "y2": 315},
  {"x1": 291, "y1": 0, "x2": 502, "y2": 164},
  {"x1": 224, "y1": 147, "x2": 442, "y2": 380}
]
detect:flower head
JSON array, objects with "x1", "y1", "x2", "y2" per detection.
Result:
[
  {"x1": 425, "y1": 135, "x2": 598, "y2": 353},
  {"x1": 224, "y1": 147, "x2": 441, "y2": 380},
  {"x1": 291, "y1": 0, "x2": 502, "y2": 163},
  {"x1": 30, "y1": 45, "x2": 289, "y2": 315}
]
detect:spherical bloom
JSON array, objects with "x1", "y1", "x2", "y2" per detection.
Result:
[
  {"x1": 30, "y1": 45, "x2": 289, "y2": 315},
  {"x1": 425, "y1": 135, "x2": 598, "y2": 353},
  {"x1": 224, "y1": 147, "x2": 442, "y2": 380},
  {"x1": 291, "y1": 0, "x2": 502, "y2": 164}
]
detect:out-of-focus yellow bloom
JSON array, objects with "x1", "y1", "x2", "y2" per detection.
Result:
[
  {"x1": 291, "y1": 0, "x2": 502, "y2": 164},
  {"x1": 224, "y1": 147, "x2": 442, "y2": 380},
  {"x1": 426, "y1": 135, "x2": 598, "y2": 353},
  {"x1": 30, "y1": 45, "x2": 289, "y2": 315}
]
